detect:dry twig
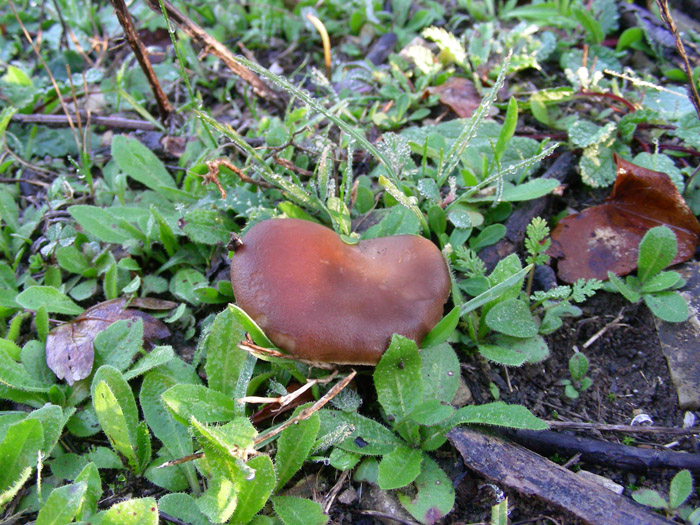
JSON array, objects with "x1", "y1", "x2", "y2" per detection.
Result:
[{"x1": 110, "y1": 0, "x2": 173, "y2": 122}]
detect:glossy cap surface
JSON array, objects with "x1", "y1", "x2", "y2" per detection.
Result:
[{"x1": 230, "y1": 218, "x2": 450, "y2": 364}]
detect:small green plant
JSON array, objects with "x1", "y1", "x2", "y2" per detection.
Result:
[
  {"x1": 558, "y1": 351, "x2": 592, "y2": 399},
  {"x1": 633, "y1": 470, "x2": 700, "y2": 523},
  {"x1": 451, "y1": 217, "x2": 601, "y2": 369},
  {"x1": 606, "y1": 226, "x2": 689, "y2": 322}
]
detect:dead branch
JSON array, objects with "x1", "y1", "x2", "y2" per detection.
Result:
[
  {"x1": 11, "y1": 113, "x2": 158, "y2": 131},
  {"x1": 142, "y1": 0, "x2": 281, "y2": 103},
  {"x1": 449, "y1": 427, "x2": 672, "y2": 525},
  {"x1": 110, "y1": 0, "x2": 173, "y2": 122},
  {"x1": 506, "y1": 428, "x2": 700, "y2": 472},
  {"x1": 547, "y1": 421, "x2": 700, "y2": 436}
]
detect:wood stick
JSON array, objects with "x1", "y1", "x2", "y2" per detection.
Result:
[
  {"x1": 547, "y1": 420, "x2": 700, "y2": 436},
  {"x1": 507, "y1": 428, "x2": 700, "y2": 472},
  {"x1": 110, "y1": 0, "x2": 173, "y2": 122},
  {"x1": 11, "y1": 113, "x2": 158, "y2": 130},
  {"x1": 142, "y1": 0, "x2": 280, "y2": 103},
  {"x1": 448, "y1": 427, "x2": 672, "y2": 525}
]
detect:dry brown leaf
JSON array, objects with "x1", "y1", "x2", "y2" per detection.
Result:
[
  {"x1": 46, "y1": 298, "x2": 172, "y2": 385},
  {"x1": 549, "y1": 154, "x2": 700, "y2": 282},
  {"x1": 425, "y1": 77, "x2": 481, "y2": 118}
]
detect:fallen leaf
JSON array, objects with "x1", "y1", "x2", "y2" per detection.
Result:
[
  {"x1": 425, "y1": 77, "x2": 481, "y2": 118},
  {"x1": 549, "y1": 155, "x2": 700, "y2": 282},
  {"x1": 46, "y1": 298, "x2": 172, "y2": 385}
]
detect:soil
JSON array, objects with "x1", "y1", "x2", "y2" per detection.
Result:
[{"x1": 313, "y1": 292, "x2": 696, "y2": 525}]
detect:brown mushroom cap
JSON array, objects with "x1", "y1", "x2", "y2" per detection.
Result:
[{"x1": 230, "y1": 218, "x2": 451, "y2": 365}]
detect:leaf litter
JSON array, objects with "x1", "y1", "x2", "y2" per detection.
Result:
[
  {"x1": 549, "y1": 154, "x2": 700, "y2": 282},
  {"x1": 46, "y1": 298, "x2": 174, "y2": 384}
]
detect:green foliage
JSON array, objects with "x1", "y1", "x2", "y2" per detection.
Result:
[
  {"x1": 607, "y1": 227, "x2": 689, "y2": 322},
  {"x1": 633, "y1": 470, "x2": 699, "y2": 523},
  {"x1": 1, "y1": 1, "x2": 695, "y2": 522},
  {"x1": 558, "y1": 352, "x2": 593, "y2": 399}
]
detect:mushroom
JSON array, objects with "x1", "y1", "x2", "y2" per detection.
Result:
[{"x1": 230, "y1": 218, "x2": 451, "y2": 365}]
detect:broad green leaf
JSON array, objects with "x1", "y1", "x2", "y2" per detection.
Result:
[
  {"x1": 670, "y1": 469, "x2": 693, "y2": 509},
  {"x1": 229, "y1": 454, "x2": 276, "y2": 524},
  {"x1": 0, "y1": 466, "x2": 32, "y2": 509},
  {"x1": 101, "y1": 497, "x2": 158, "y2": 525},
  {"x1": 637, "y1": 226, "x2": 677, "y2": 282},
  {"x1": 158, "y1": 493, "x2": 209, "y2": 525},
  {"x1": 161, "y1": 384, "x2": 236, "y2": 426},
  {"x1": 275, "y1": 406, "x2": 320, "y2": 490},
  {"x1": 478, "y1": 343, "x2": 528, "y2": 367},
  {"x1": 494, "y1": 98, "x2": 518, "y2": 160},
  {"x1": 484, "y1": 298, "x2": 538, "y2": 337},
  {"x1": 572, "y1": 7, "x2": 603, "y2": 44},
  {"x1": 644, "y1": 292, "x2": 689, "y2": 323},
  {"x1": 190, "y1": 416, "x2": 257, "y2": 480},
  {"x1": 607, "y1": 272, "x2": 641, "y2": 303},
  {"x1": 641, "y1": 271, "x2": 683, "y2": 294},
  {"x1": 318, "y1": 410, "x2": 402, "y2": 456},
  {"x1": 26, "y1": 403, "x2": 65, "y2": 455},
  {"x1": 374, "y1": 335, "x2": 423, "y2": 423},
  {"x1": 398, "y1": 456, "x2": 454, "y2": 524},
  {"x1": 272, "y1": 496, "x2": 329, "y2": 525},
  {"x1": 15, "y1": 286, "x2": 83, "y2": 316},
  {"x1": 93, "y1": 319, "x2": 144, "y2": 372},
  {"x1": 378, "y1": 446, "x2": 423, "y2": 490},
  {"x1": 453, "y1": 402, "x2": 548, "y2": 430},
  {"x1": 68, "y1": 205, "x2": 131, "y2": 244},
  {"x1": 408, "y1": 400, "x2": 455, "y2": 425},
  {"x1": 35, "y1": 481, "x2": 87, "y2": 525},
  {"x1": 74, "y1": 462, "x2": 102, "y2": 521},
  {"x1": 204, "y1": 306, "x2": 250, "y2": 405},
  {"x1": 182, "y1": 209, "x2": 230, "y2": 245},
  {"x1": 0, "y1": 418, "x2": 42, "y2": 498},
  {"x1": 632, "y1": 489, "x2": 668, "y2": 509},
  {"x1": 112, "y1": 135, "x2": 176, "y2": 192},
  {"x1": 197, "y1": 473, "x2": 237, "y2": 523},
  {"x1": 0, "y1": 346, "x2": 53, "y2": 393},
  {"x1": 569, "y1": 353, "x2": 589, "y2": 381},
  {"x1": 420, "y1": 343, "x2": 460, "y2": 404},
  {"x1": 91, "y1": 366, "x2": 146, "y2": 473},
  {"x1": 500, "y1": 179, "x2": 559, "y2": 201},
  {"x1": 329, "y1": 448, "x2": 361, "y2": 470},
  {"x1": 470, "y1": 224, "x2": 506, "y2": 252},
  {"x1": 56, "y1": 245, "x2": 96, "y2": 277},
  {"x1": 460, "y1": 264, "x2": 530, "y2": 317},
  {"x1": 141, "y1": 370, "x2": 197, "y2": 493},
  {"x1": 123, "y1": 346, "x2": 174, "y2": 381},
  {"x1": 421, "y1": 307, "x2": 459, "y2": 349},
  {"x1": 228, "y1": 304, "x2": 274, "y2": 347},
  {"x1": 479, "y1": 334, "x2": 549, "y2": 367},
  {"x1": 144, "y1": 453, "x2": 189, "y2": 492}
]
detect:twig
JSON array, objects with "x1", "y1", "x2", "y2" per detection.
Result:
[
  {"x1": 238, "y1": 370, "x2": 338, "y2": 407},
  {"x1": 655, "y1": 0, "x2": 700, "y2": 120},
  {"x1": 582, "y1": 307, "x2": 626, "y2": 349},
  {"x1": 11, "y1": 113, "x2": 158, "y2": 131},
  {"x1": 238, "y1": 339, "x2": 336, "y2": 370},
  {"x1": 254, "y1": 370, "x2": 356, "y2": 446},
  {"x1": 142, "y1": 0, "x2": 280, "y2": 103},
  {"x1": 323, "y1": 470, "x2": 349, "y2": 514},
  {"x1": 547, "y1": 421, "x2": 700, "y2": 435},
  {"x1": 506, "y1": 428, "x2": 700, "y2": 471},
  {"x1": 157, "y1": 371, "x2": 355, "y2": 469},
  {"x1": 110, "y1": 0, "x2": 173, "y2": 122}
]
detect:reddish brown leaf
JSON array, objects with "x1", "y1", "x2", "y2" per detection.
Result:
[
  {"x1": 549, "y1": 155, "x2": 700, "y2": 282},
  {"x1": 46, "y1": 298, "x2": 172, "y2": 385},
  {"x1": 425, "y1": 77, "x2": 481, "y2": 118}
]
